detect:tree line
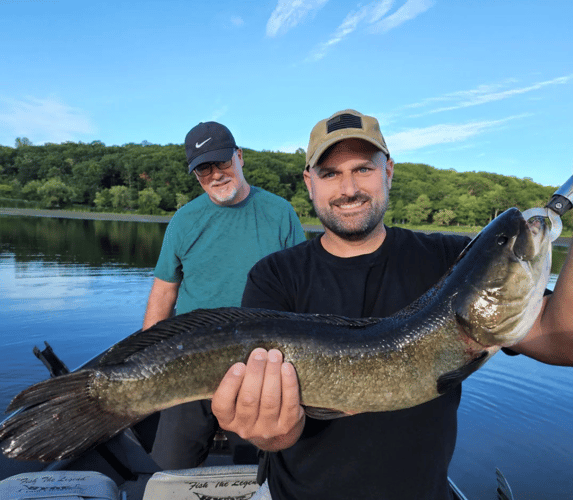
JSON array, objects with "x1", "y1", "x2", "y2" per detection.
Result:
[{"x1": 0, "y1": 138, "x2": 570, "y2": 231}]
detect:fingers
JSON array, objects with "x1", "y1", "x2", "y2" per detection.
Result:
[
  {"x1": 280, "y1": 362, "x2": 305, "y2": 426},
  {"x1": 256, "y1": 349, "x2": 285, "y2": 435},
  {"x1": 211, "y1": 361, "x2": 246, "y2": 428},
  {"x1": 211, "y1": 348, "x2": 303, "y2": 445},
  {"x1": 234, "y1": 348, "x2": 273, "y2": 429}
]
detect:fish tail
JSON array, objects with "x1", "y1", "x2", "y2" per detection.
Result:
[{"x1": 1, "y1": 371, "x2": 137, "y2": 461}]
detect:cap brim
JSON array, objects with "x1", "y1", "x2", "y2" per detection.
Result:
[
  {"x1": 188, "y1": 148, "x2": 235, "y2": 172},
  {"x1": 307, "y1": 132, "x2": 389, "y2": 169}
]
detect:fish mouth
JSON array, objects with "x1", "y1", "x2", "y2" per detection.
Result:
[{"x1": 512, "y1": 215, "x2": 547, "y2": 261}]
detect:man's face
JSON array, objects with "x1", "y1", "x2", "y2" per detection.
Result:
[
  {"x1": 194, "y1": 149, "x2": 249, "y2": 206},
  {"x1": 303, "y1": 139, "x2": 393, "y2": 241}
]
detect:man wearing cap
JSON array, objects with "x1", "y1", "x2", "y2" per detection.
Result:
[
  {"x1": 143, "y1": 121, "x2": 305, "y2": 469},
  {"x1": 211, "y1": 110, "x2": 573, "y2": 499}
]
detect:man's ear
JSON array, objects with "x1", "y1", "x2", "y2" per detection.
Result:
[
  {"x1": 236, "y1": 148, "x2": 244, "y2": 167},
  {"x1": 303, "y1": 168, "x2": 313, "y2": 200},
  {"x1": 386, "y1": 157, "x2": 394, "y2": 190}
]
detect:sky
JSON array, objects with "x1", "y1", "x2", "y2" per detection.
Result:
[{"x1": 0, "y1": 0, "x2": 572, "y2": 188}]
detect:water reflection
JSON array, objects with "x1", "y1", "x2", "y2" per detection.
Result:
[
  {"x1": 0, "y1": 216, "x2": 166, "y2": 268},
  {"x1": 2, "y1": 215, "x2": 568, "y2": 271}
]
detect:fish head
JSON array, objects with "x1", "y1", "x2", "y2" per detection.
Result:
[{"x1": 452, "y1": 207, "x2": 552, "y2": 347}]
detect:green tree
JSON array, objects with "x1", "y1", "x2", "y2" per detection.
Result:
[
  {"x1": 456, "y1": 194, "x2": 481, "y2": 226},
  {"x1": 434, "y1": 209, "x2": 456, "y2": 226},
  {"x1": 15, "y1": 137, "x2": 33, "y2": 148},
  {"x1": 138, "y1": 187, "x2": 162, "y2": 214},
  {"x1": 0, "y1": 184, "x2": 13, "y2": 197},
  {"x1": 176, "y1": 193, "x2": 190, "y2": 210},
  {"x1": 22, "y1": 180, "x2": 44, "y2": 201},
  {"x1": 392, "y1": 199, "x2": 405, "y2": 224},
  {"x1": 290, "y1": 193, "x2": 313, "y2": 218},
  {"x1": 482, "y1": 184, "x2": 508, "y2": 221},
  {"x1": 37, "y1": 178, "x2": 77, "y2": 208},
  {"x1": 404, "y1": 194, "x2": 432, "y2": 225},
  {"x1": 109, "y1": 185, "x2": 131, "y2": 210},
  {"x1": 94, "y1": 189, "x2": 112, "y2": 210}
]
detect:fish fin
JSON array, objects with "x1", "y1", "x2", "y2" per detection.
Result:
[
  {"x1": 304, "y1": 406, "x2": 352, "y2": 420},
  {"x1": 99, "y1": 307, "x2": 382, "y2": 366},
  {"x1": 436, "y1": 351, "x2": 490, "y2": 395},
  {"x1": 1, "y1": 371, "x2": 138, "y2": 461}
]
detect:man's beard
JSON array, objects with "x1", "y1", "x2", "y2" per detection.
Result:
[
  {"x1": 314, "y1": 193, "x2": 388, "y2": 241},
  {"x1": 209, "y1": 182, "x2": 239, "y2": 204}
]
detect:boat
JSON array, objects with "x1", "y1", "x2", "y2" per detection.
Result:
[{"x1": 0, "y1": 343, "x2": 513, "y2": 500}]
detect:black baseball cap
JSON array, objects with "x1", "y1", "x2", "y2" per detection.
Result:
[{"x1": 184, "y1": 121, "x2": 237, "y2": 173}]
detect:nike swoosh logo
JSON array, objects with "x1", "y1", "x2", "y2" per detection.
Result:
[{"x1": 196, "y1": 138, "x2": 212, "y2": 149}]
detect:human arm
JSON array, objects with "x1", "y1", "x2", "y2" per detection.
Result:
[
  {"x1": 142, "y1": 277, "x2": 180, "y2": 330},
  {"x1": 512, "y1": 241, "x2": 573, "y2": 365}
]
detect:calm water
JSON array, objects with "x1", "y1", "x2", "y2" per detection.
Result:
[{"x1": 1, "y1": 215, "x2": 571, "y2": 499}]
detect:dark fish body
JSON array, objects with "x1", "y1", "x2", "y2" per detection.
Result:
[{"x1": 0, "y1": 208, "x2": 551, "y2": 461}]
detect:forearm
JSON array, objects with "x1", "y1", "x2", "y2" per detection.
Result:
[
  {"x1": 143, "y1": 303, "x2": 175, "y2": 330},
  {"x1": 515, "y1": 241, "x2": 573, "y2": 365},
  {"x1": 143, "y1": 278, "x2": 179, "y2": 330},
  {"x1": 541, "y1": 241, "x2": 573, "y2": 362}
]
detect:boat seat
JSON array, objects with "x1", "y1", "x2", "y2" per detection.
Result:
[
  {"x1": 142, "y1": 465, "x2": 269, "y2": 500},
  {"x1": 0, "y1": 470, "x2": 120, "y2": 499}
]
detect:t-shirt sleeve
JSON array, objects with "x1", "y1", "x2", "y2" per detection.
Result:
[{"x1": 153, "y1": 222, "x2": 183, "y2": 283}]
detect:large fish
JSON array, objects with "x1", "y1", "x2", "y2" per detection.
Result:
[{"x1": 0, "y1": 208, "x2": 551, "y2": 462}]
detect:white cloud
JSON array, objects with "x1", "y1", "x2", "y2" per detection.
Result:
[
  {"x1": 231, "y1": 15, "x2": 245, "y2": 27},
  {"x1": 370, "y1": 0, "x2": 395, "y2": 23},
  {"x1": 307, "y1": 4, "x2": 372, "y2": 61},
  {"x1": 210, "y1": 105, "x2": 229, "y2": 122},
  {"x1": 0, "y1": 96, "x2": 96, "y2": 145},
  {"x1": 266, "y1": 0, "x2": 329, "y2": 37},
  {"x1": 369, "y1": 0, "x2": 435, "y2": 33},
  {"x1": 407, "y1": 75, "x2": 573, "y2": 116},
  {"x1": 386, "y1": 116, "x2": 524, "y2": 154},
  {"x1": 307, "y1": 0, "x2": 433, "y2": 61}
]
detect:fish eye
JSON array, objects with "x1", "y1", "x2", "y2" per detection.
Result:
[{"x1": 496, "y1": 235, "x2": 509, "y2": 246}]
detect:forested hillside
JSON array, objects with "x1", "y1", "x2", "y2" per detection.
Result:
[{"x1": 1, "y1": 138, "x2": 570, "y2": 230}]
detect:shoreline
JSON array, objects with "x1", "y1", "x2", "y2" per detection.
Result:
[
  {"x1": 1, "y1": 207, "x2": 570, "y2": 245},
  {"x1": 0, "y1": 207, "x2": 325, "y2": 233},
  {"x1": 0, "y1": 207, "x2": 173, "y2": 223}
]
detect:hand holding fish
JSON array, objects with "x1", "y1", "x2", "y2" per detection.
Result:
[{"x1": 212, "y1": 348, "x2": 306, "y2": 452}]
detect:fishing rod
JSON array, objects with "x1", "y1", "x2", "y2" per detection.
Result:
[{"x1": 522, "y1": 174, "x2": 573, "y2": 242}]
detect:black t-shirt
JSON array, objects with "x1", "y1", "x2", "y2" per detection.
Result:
[{"x1": 242, "y1": 226, "x2": 470, "y2": 500}]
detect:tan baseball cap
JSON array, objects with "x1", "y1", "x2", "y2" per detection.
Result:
[{"x1": 305, "y1": 109, "x2": 389, "y2": 169}]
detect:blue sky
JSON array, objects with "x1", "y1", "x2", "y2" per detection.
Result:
[{"x1": 1, "y1": 0, "x2": 572, "y2": 188}]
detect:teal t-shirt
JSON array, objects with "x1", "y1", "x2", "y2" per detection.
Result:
[{"x1": 154, "y1": 186, "x2": 306, "y2": 314}]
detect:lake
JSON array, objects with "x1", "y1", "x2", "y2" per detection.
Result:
[{"x1": 0, "y1": 214, "x2": 571, "y2": 499}]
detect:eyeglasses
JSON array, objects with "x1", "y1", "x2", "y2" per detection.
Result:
[{"x1": 194, "y1": 157, "x2": 234, "y2": 178}]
